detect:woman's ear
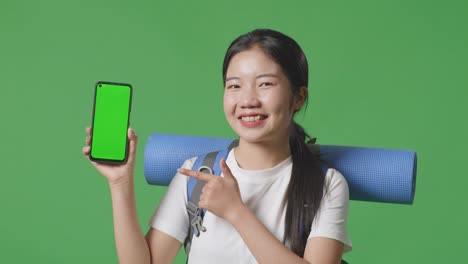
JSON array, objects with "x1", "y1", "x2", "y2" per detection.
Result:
[{"x1": 293, "y1": 86, "x2": 308, "y2": 111}]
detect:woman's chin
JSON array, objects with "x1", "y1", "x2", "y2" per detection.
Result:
[{"x1": 236, "y1": 131, "x2": 271, "y2": 144}]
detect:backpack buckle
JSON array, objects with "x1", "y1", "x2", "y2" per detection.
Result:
[
  {"x1": 187, "y1": 202, "x2": 207, "y2": 237},
  {"x1": 198, "y1": 165, "x2": 213, "y2": 174}
]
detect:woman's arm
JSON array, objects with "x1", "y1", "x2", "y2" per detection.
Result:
[
  {"x1": 84, "y1": 127, "x2": 181, "y2": 264},
  {"x1": 228, "y1": 204, "x2": 343, "y2": 264},
  {"x1": 228, "y1": 204, "x2": 308, "y2": 263},
  {"x1": 145, "y1": 227, "x2": 182, "y2": 264},
  {"x1": 304, "y1": 237, "x2": 343, "y2": 264},
  {"x1": 109, "y1": 180, "x2": 151, "y2": 264},
  {"x1": 109, "y1": 179, "x2": 182, "y2": 264}
]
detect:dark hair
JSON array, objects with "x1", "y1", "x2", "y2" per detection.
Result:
[{"x1": 222, "y1": 29, "x2": 326, "y2": 257}]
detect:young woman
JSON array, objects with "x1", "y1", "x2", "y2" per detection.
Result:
[{"x1": 83, "y1": 28, "x2": 352, "y2": 264}]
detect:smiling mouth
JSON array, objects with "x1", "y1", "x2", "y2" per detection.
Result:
[{"x1": 239, "y1": 115, "x2": 268, "y2": 122}]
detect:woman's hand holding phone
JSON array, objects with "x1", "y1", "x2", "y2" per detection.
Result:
[{"x1": 83, "y1": 126, "x2": 138, "y2": 186}]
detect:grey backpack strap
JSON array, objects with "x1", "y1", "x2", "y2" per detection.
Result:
[
  {"x1": 184, "y1": 151, "x2": 218, "y2": 256},
  {"x1": 228, "y1": 139, "x2": 239, "y2": 150},
  {"x1": 184, "y1": 140, "x2": 239, "y2": 257}
]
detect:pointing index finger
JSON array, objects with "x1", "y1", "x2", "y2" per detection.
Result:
[{"x1": 178, "y1": 168, "x2": 215, "y2": 182}]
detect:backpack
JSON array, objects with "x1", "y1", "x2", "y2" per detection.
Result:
[{"x1": 183, "y1": 139, "x2": 349, "y2": 264}]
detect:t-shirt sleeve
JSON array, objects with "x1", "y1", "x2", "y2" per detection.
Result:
[
  {"x1": 308, "y1": 168, "x2": 353, "y2": 253},
  {"x1": 147, "y1": 158, "x2": 195, "y2": 244}
]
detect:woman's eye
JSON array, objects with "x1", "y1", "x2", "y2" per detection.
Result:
[
  {"x1": 260, "y1": 82, "x2": 273, "y2": 87},
  {"x1": 227, "y1": 84, "x2": 240, "y2": 89}
]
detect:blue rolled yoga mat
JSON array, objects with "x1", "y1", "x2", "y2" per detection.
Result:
[{"x1": 144, "y1": 134, "x2": 417, "y2": 204}]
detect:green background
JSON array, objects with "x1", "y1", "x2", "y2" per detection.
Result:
[{"x1": 1, "y1": 0, "x2": 467, "y2": 263}]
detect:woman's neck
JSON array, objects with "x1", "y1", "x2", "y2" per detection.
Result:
[{"x1": 233, "y1": 137, "x2": 291, "y2": 170}]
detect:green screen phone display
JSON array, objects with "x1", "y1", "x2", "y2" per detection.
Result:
[{"x1": 90, "y1": 81, "x2": 132, "y2": 163}]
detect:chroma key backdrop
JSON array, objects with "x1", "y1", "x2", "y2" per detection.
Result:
[{"x1": 1, "y1": 0, "x2": 467, "y2": 263}]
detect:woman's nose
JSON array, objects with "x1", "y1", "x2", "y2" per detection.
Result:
[{"x1": 239, "y1": 87, "x2": 261, "y2": 108}]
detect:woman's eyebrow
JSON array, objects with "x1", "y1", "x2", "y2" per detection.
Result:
[
  {"x1": 256, "y1": 73, "x2": 278, "y2": 79},
  {"x1": 225, "y1": 73, "x2": 278, "y2": 82},
  {"x1": 225, "y1": 76, "x2": 240, "y2": 82}
]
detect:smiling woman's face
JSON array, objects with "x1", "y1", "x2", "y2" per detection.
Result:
[{"x1": 223, "y1": 46, "x2": 300, "y2": 144}]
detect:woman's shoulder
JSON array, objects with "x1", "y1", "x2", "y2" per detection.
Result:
[
  {"x1": 323, "y1": 168, "x2": 349, "y2": 197},
  {"x1": 169, "y1": 157, "x2": 197, "y2": 187},
  {"x1": 181, "y1": 156, "x2": 197, "y2": 170}
]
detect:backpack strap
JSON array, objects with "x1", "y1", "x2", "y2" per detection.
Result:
[{"x1": 184, "y1": 139, "x2": 239, "y2": 256}]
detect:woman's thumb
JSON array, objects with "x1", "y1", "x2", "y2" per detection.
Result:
[
  {"x1": 128, "y1": 128, "x2": 138, "y2": 156},
  {"x1": 220, "y1": 158, "x2": 233, "y2": 178}
]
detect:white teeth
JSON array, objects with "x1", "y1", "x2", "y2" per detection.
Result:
[{"x1": 241, "y1": 115, "x2": 262, "y2": 122}]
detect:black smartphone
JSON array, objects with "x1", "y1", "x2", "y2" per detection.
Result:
[{"x1": 89, "y1": 81, "x2": 133, "y2": 164}]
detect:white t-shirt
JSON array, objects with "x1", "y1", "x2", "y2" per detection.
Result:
[{"x1": 149, "y1": 149, "x2": 352, "y2": 263}]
